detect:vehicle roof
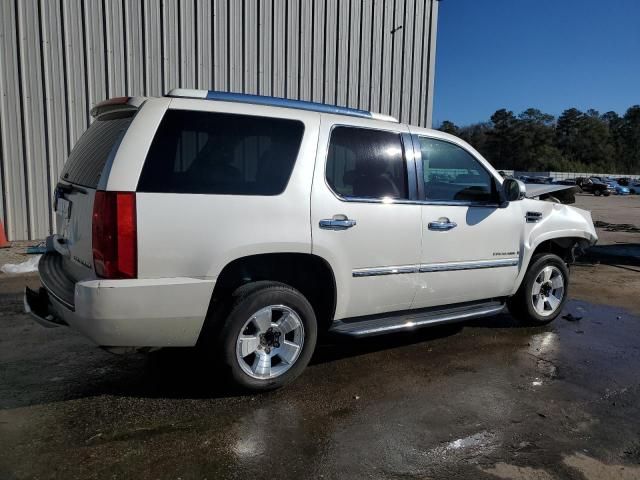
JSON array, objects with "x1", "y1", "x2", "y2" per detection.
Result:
[{"x1": 166, "y1": 88, "x2": 399, "y2": 123}]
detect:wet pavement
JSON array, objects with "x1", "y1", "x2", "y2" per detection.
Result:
[{"x1": 1, "y1": 269, "x2": 640, "y2": 480}]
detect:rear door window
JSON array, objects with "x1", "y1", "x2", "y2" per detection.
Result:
[
  {"x1": 137, "y1": 110, "x2": 304, "y2": 195},
  {"x1": 325, "y1": 126, "x2": 408, "y2": 200},
  {"x1": 61, "y1": 111, "x2": 134, "y2": 187}
]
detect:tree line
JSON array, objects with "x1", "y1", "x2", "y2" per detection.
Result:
[{"x1": 438, "y1": 105, "x2": 640, "y2": 174}]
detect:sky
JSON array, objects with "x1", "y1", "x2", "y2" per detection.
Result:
[{"x1": 433, "y1": 0, "x2": 640, "y2": 127}]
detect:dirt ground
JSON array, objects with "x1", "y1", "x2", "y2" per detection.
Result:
[{"x1": 1, "y1": 193, "x2": 640, "y2": 479}]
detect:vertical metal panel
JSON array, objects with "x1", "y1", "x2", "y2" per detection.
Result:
[
  {"x1": 229, "y1": 0, "x2": 242, "y2": 92},
  {"x1": 311, "y1": 0, "x2": 325, "y2": 103},
  {"x1": 379, "y1": 0, "x2": 395, "y2": 113},
  {"x1": 105, "y1": 0, "x2": 126, "y2": 96},
  {"x1": 336, "y1": 0, "x2": 349, "y2": 107},
  {"x1": 84, "y1": 0, "x2": 107, "y2": 111},
  {"x1": 244, "y1": 0, "x2": 258, "y2": 94},
  {"x1": 143, "y1": 0, "x2": 162, "y2": 96},
  {"x1": 196, "y1": 0, "x2": 213, "y2": 89},
  {"x1": 298, "y1": 0, "x2": 312, "y2": 101},
  {"x1": 323, "y1": 0, "x2": 337, "y2": 104},
  {"x1": 369, "y1": 0, "x2": 384, "y2": 112},
  {"x1": 272, "y1": 0, "x2": 285, "y2": 98},
  {"x1": 41, "y1": 0, "x2": 69, "y2": 213},
  {"x1": 125, "y1": 0, "x2": 145, "y2": 95},
  {"x1": 258, "y1": 0, "x2": 273, "y2": 95},
  {"x1": 213, "y1": 0, "x2": 228, "y2": 90},
  {"x1": 399, "y1": 0, "x2": 415, "y2": 122},
  {"x1": 162, "y1": 0, "x2": 179, "y2": 91},
  {"x1": 358, "y1": 0, "x2": 373, "y2": 110},
  {"x1": 0, "y1": 0, "x2": 437, "y2": 240},
  {"x1": 424, "y1": 0, "x2": 439, "y2": 128},
  {"x1": 180, "y1": 0, "x2": 196, "y2": 88},
  {"x1": 286, "y1": 0, "x2": 300, "y2": 99},
  {"x1": 0, "y1": 0, "x2": 28, "y2": 240},
  {"x1": 17, "y1": 0, "x2": 50, "y2": 239},
  {"x1": 389, "y1": 0, "x2": 404, "y2": 119},
  {"x1": 62, "y1": 0, "x2": 88, "y2": 148},
  {"x1": 347, "y1": 0, "x2": 362, "y2": 108},
  {"x1": 410, "y1": 0, "x2": 426, "y2": 126}
]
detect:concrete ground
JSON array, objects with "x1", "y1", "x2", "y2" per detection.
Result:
[{"x1": 1, "y1": 194, "x2": 640, "y2": 479}]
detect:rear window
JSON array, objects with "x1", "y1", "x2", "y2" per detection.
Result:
[
  {"x1": 61, "y1": 111, "x2": 134, "y2": 188},
  {"x1": 137, "y1": 110, "x2": 304, "y2": 195}
]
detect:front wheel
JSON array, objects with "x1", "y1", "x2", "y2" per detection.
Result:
[
  {"x1": 593, "y1": 189, "x2": 602, "y2": 196},
  {"x1": 217, "y1": 281, "x2": 317, "y2": 391},
  {"x1": 507, "y1": 254, "x2": 569, "y2": 325}
]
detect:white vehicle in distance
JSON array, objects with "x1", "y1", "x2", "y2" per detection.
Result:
[{"x1": 25, "y1": 90, "x2": 598, "y2": 390}]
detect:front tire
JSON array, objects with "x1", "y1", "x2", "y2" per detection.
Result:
[
  {"x1": 507, "y1": 253, "x2": 569, "y2": 325},
  {"x1": 217, "y1": 281, "x2": 317, "y2": 391},
  {"x1": 593, "y1": 189, "x2": 602, "y2": 196}
]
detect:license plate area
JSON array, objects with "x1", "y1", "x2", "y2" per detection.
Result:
[{"x1": 56, "y1": 197, "x2": 72, "y2": 220}]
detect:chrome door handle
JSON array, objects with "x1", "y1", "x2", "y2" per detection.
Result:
[
  {"x1": 428, "y1": 219, "x2": 457, "y2": 231},
  {"x1": 319, "y1": 218, "x2": 357, "y2": 230}
]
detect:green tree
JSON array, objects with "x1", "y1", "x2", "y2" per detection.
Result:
[
  {"x1": 485, "y1": 109, "x2": 519, "y2": 169},
  {"x1": 438, "y1": 120, "x2": 460, "y2": 136}
]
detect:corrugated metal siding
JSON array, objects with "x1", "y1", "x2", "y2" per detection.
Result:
[{"x1": 0, "y1": 0, "x2": 438, "y2": 241}]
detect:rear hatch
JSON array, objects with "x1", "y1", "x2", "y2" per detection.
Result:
[{"x1": 52, "y1": 101, "x2": 137, "y2": 282}]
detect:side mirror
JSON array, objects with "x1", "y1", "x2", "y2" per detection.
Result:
[{"x1": 503, "y1": 178, "x2": 526, "y2": 201}]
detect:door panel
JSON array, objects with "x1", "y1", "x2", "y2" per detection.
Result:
[
  {"x1": 409, "y1": 133, "x2": 522, "y2": 308},
  {"x1": 413, "y1": 204, "x2": 521, "y2": 308},
  {"x1": 311, "y1": 117, "x2": 421, "y2": 320}
]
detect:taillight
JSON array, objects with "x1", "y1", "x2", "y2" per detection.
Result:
[{"x1": 92, "y1": 191, "x2": 137, "y2": 279}]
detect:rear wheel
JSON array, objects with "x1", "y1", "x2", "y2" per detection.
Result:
[
  {"x1": 216, "y1": 281, "x2": 317, "y2": 391},
  {"x1": 508, "y1": 254, "x2": 569, "y2": 325}
]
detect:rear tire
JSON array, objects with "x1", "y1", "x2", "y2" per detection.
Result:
[
  {"x1": 507, "y1": 254, "x2": 569, "y2": 325},
  {"x1": 215, "y1": 281, "x2": 317, "y2": 391}
]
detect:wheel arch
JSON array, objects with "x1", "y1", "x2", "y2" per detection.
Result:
[
  {"x1": 512, "y1": 234, "x2": 591, "y2": 295},
  {"x1": 201, "y1": 252, "x2": 337, "y2": 341}
]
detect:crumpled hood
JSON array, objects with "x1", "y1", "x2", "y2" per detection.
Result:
[{"x1": 524, "y1": 184, "x2": 577, "y2": 198}]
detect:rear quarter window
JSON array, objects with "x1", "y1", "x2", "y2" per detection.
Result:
[
  {"x1": 137, "y1": 110, "x2": 305, "y2": 195},
  {"x1": 61, "y1": 111, "x2": 134, "y2": 188}
]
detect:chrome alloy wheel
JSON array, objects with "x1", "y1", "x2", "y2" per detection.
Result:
[
  {"x1": 531, "y1": 265, "x2": 565, "y2": 317},
  {"x1": 235, "y1": 305, "x2": 305, "y2": 380}
]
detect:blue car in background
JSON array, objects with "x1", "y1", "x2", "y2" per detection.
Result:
[{"x1": 606, "y1": 180, "x2": 631, "y2": 195}]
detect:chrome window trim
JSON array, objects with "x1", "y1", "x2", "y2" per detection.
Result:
[
  {"x1": 333, "y1": 196, "x2": 506, "y2": 208},
  {"x1": 353, "y1": 258, "x2": 519, "y2": 277}
]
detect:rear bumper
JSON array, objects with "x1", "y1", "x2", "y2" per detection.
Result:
[{"x1": 25, "y1": 277, "x2": 216, "y2": 347}]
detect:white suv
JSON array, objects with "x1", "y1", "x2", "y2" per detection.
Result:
[{"x1": 25, "y1": 90, "x2": 597, "y2": 390}]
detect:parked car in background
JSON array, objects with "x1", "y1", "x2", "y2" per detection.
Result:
[
  {"x1": 24, "y1": 90, "x2": 598, "y2": 391},
  {"x1": 553, "y1": 179, "x2": 577, "y2": 186},
  {"x1": 616, "y1": 178, "x2": 630, "y2": 187},
  {"x1": 608, "y1": 181, "x2": 631, "y2": 195},
  {"x1": 607, "y1": 180, "x2": 630, "y2": 195},
  {"x1": 628, "y1": 180, "x2": 640, "y2": 194},
  {"x1": 519, "y1": 176, "x2": 553, "y2": 185},
  {"x1": 576, "y1": 177, "x2": 613, "y2": 196}
]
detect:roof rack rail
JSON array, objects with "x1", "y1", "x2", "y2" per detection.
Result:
[{"x1": 166, "y1": 88, "x2": 398, "y2": 122}]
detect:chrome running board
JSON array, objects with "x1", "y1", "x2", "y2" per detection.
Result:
[{"x1": 329, "y1": 300, "x2": 505, "y2": 337}]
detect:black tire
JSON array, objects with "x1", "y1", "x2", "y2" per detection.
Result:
[
  {"x1": 593, "y1": 189, "x2": 602, "y2": 196},
  {"x1": 507, "y1": 253, "x2": 569, "y2": 325},
  {"x1": 215, "y1": 281, "x2": 317, "y2": 391}
]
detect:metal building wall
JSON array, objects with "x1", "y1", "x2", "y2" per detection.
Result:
[{"x1": 0, "y1": 0, "x2": 438, "y2": 241}]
